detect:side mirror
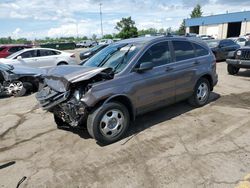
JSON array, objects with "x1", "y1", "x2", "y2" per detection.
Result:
[
  {"x1": 17, "y1": 56, "x2": 22, "y2": 60},
  {"x1": 136, "y1": 62, "x2": 154, "y2": 73}
]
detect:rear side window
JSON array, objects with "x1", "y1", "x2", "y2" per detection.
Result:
[
  {"x1": 172, "y1": 41, "x2": 195, "y2": 61},
  {"x1": 220, "y1": 40, "x2": 235, "y2": 46},
  {"x1": 8, "y1": 47, "x2": 24, "y2": 53},
  {"x1": 138, "y1": 41, "x2": 171, "y2": 67},
  {"x1": 193, "y1": 43, "x2": 209, "y2": 57},
  {"x1": 39, "y1": 50, "x2": 59, "y2": 56},
  {"x1": 0, "y1": 47, "x2": 6, "y2": 52}
]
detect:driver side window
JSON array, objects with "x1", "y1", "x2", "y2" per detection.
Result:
[
  {"x1": 19, "y1": 50, "x2": 37, "y2": 59},
  {"x1": 137, "y1": 41, "x2": 171, "y2": 67}
]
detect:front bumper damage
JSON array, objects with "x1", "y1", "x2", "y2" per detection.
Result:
[{"x1": 36, "y1": 86, "x2": 88, "y2": 127}]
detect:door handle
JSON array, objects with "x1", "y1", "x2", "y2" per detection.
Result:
[{"x1": 165, "y1": 67, "x2": 174, "y2": 72}]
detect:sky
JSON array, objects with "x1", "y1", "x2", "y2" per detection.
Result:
[{"x1": 1, "y1": 0, "x2": 250, "y2": 39}]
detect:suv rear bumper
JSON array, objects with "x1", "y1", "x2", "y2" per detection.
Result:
[{"x1": 226, "y1": 59, "x2": 250, "y2": 69}]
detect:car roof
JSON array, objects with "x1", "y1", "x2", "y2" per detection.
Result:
[{"x1": 21, "y1": 47, "x2": 62, "y2": 52}]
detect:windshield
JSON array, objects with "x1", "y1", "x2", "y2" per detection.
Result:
[
  {"x1": 6, "y1": 49, "x2": 25, "y2": 59},
  {"x1": 83, "y1": 43, "x2": 141, "y2": 73},
  {"x1": 205, "y1": 40, "x2": 219, "y2": 48}
]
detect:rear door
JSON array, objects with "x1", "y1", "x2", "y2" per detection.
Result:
[
  {"x1": 171, "y1": 40, "x2": 199, "y2": 101},
  {"x1": 37, "y1": 49, "x2": 59, "y2": 67},
  {"x1": 131, "y1": 41, "x2": 176, "y2": 114}
]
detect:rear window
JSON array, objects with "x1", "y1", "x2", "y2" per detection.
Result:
[
  {"x1": 173, "y1": 41, "x2": 195, "y2": 61},
  {"x1": 193, "y1": 43, "x2": 209, "y2": 57},
  {"x1": 0, "y1": 47, "x2": 6, "y2": 52},
  {"x1": 8, "y1": 46, "x2": 25, "y2": 53}
]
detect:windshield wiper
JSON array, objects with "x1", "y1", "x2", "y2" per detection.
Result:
[
  {"x1": 112, "y1": 44, "x2": 134, "y2": 73},
  {"x1": 97, "y1": 43, "x2": 128, "y2": 67}
]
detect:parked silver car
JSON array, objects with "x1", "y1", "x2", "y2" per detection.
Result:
[{"x1": 0, "y1": 48, "x2": 77, "y2": 68}]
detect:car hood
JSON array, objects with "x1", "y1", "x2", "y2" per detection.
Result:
[
  {"x1": 45, "y1": 65, "x2": 110, "y2": 83},
  {"x1": 11, "y1": 65, "x2": 46, "y2": 76},
  {"x1": 44, "y1": 65, "x2": 112, "y2": 92}
]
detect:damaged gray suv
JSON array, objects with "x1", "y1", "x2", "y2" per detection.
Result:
[{"x1": 36, "y1": 36, "x2": 218, "y2": 144}]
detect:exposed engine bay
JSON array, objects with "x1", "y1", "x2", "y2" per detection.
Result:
[{"x1": 36, "y1": 66, "x2": 114, "y2": 127}]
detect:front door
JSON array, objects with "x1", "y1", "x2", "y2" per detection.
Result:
[{"x1": 130, "y1": 41, "x2": 176, "y2": 114}]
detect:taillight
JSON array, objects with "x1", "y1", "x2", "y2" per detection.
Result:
[{"x1": 70, "y1": 54, "x2": 75, "y2": 58}]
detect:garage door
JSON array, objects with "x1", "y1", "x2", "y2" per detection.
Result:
[{"x1": 206, "y1": 25, "x2": 219, "y2": 39}]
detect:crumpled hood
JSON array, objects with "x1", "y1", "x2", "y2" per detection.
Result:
[
  {"x1": 45, "y1": 65, "x2": 109, "y2": 83},
  {"x1": 12, "y1": 65, "x2": 46, "y2": 76}
]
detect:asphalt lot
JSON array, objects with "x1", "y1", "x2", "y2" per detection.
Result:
[{"x1": 0, "y1": 61, "x2": 250, "y2": 188}]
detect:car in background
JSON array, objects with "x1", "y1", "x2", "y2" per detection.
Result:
[
  {"x1": 226, "y1": 46, "x2": 250, "y2": 75},
  {"x1": 79, "y1": 44, "x2": 108, "y2": 62},
  {"x1": 199, "y1": 35, "x2": 215, "y2": 40},
  {"x1": 76, "y1": 40, "x2": 97, "y2": 48},
  {"x1": 0, "y1": 48, "x2": 77, "y2": 68},
  {"x1": 228, "y1": 37, "x2": 248, "y2": 47},
  {"x1": 0, "y1": 45, "x2": 32, "y2": 58},
  {"x1": 0, "y1": 63, "x2": 44, "y2": 97},
  {"x1": 99, "y1": 39, "x2": 113, "y2": 45},
  {"x1": 36, "y1": 36, "x2": 218, "y2": 144},
  {"x1": 205, "y1": 39, "x2": 240, "y2": 61}
]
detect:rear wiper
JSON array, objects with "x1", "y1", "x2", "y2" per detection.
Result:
[{"x1": 112, "y1": 44, "x2": 134, "y2": 73}]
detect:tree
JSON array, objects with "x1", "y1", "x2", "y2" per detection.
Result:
[
  {"x1": 178, "y1": 20, "x2": 186, "y2": 35},
  {"x1": 138, "y1": 28, "x2": 157, "y2": 36},
  {"x1": 115, "y1": 17, "x2": 138, "y2": 39},
  {"x1": 103, "y1": 34, "x2": 113, "y2": 39},
  {"x1": 190, "y1": 4, "x2": 203, "y2": 18}
]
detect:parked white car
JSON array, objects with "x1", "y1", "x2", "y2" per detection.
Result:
[{"x1": 0, "y1": 48, "x2": 77, "y2": 68}]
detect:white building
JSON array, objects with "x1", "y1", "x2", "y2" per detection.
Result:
[{"x1": 185, "y1": 11, "x2": 250, "y2": 39}]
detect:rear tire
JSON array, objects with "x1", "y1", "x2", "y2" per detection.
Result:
[
  {"x1": 227, "y1": 64, "x2": 239, "y2": 75},
  {"x1": 188, "y1": 78, "x2": 211, "y2": 107},
  {"x1": 87, "y1": 102, "x2": 130, "y2": 145}
]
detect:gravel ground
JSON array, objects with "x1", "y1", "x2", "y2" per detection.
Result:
[{"x1": 0, "y1": 62, "x2": 250, "y2": 188}]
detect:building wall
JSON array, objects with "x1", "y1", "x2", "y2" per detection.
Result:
[
  {"x1": 240, "y1": 21, "x2": 250, "y2": 35},
  {"x1": 187, "y1": 21, "x2": 250, "y2": 38},
  {"x1": 218, "y1": 23, "x2": 228, "y2": 39}
]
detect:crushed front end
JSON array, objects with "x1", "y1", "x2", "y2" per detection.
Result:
[{"x1": 36, "y1": 65, "x2": 114, "y2": 128}]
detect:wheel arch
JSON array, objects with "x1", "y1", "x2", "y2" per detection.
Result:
[
  {"x1": 57, "y1": 61, "x2": 68, "y2": 65},
  {"x1": 98, "y1": 94, "x2": 136, "y2": 121},
  {"x1": 198, "y1": 74, "x2": 213, "y2": 91}
]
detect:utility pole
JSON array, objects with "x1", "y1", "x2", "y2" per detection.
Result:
[{"x1": 99, "y1": 3, "x2": 104, "y2": 38}]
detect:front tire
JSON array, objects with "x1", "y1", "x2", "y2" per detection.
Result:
[
  {"x1": 7, "y1": 81, "x2": 28, "y2": 97},
  {"x1": 188, "y1": 78, "x2": 211, "y2": 107},
  {"x1": 87, "y1": 102, "x2": 130, "y2": 145},
  {"x1": 227, "y1": 64, "x2": 239, "y2": 75}
]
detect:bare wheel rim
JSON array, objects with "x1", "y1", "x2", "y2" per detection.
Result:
[
  {"x1": 99, "y1": 109, "x2": 125, "y2": 138},
  {"x1": 196, "y1": 82, "x2": 209, "y2": 103},
  {"x1": 7, "y1": 81, "x2": 23, "y2": 94}
]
